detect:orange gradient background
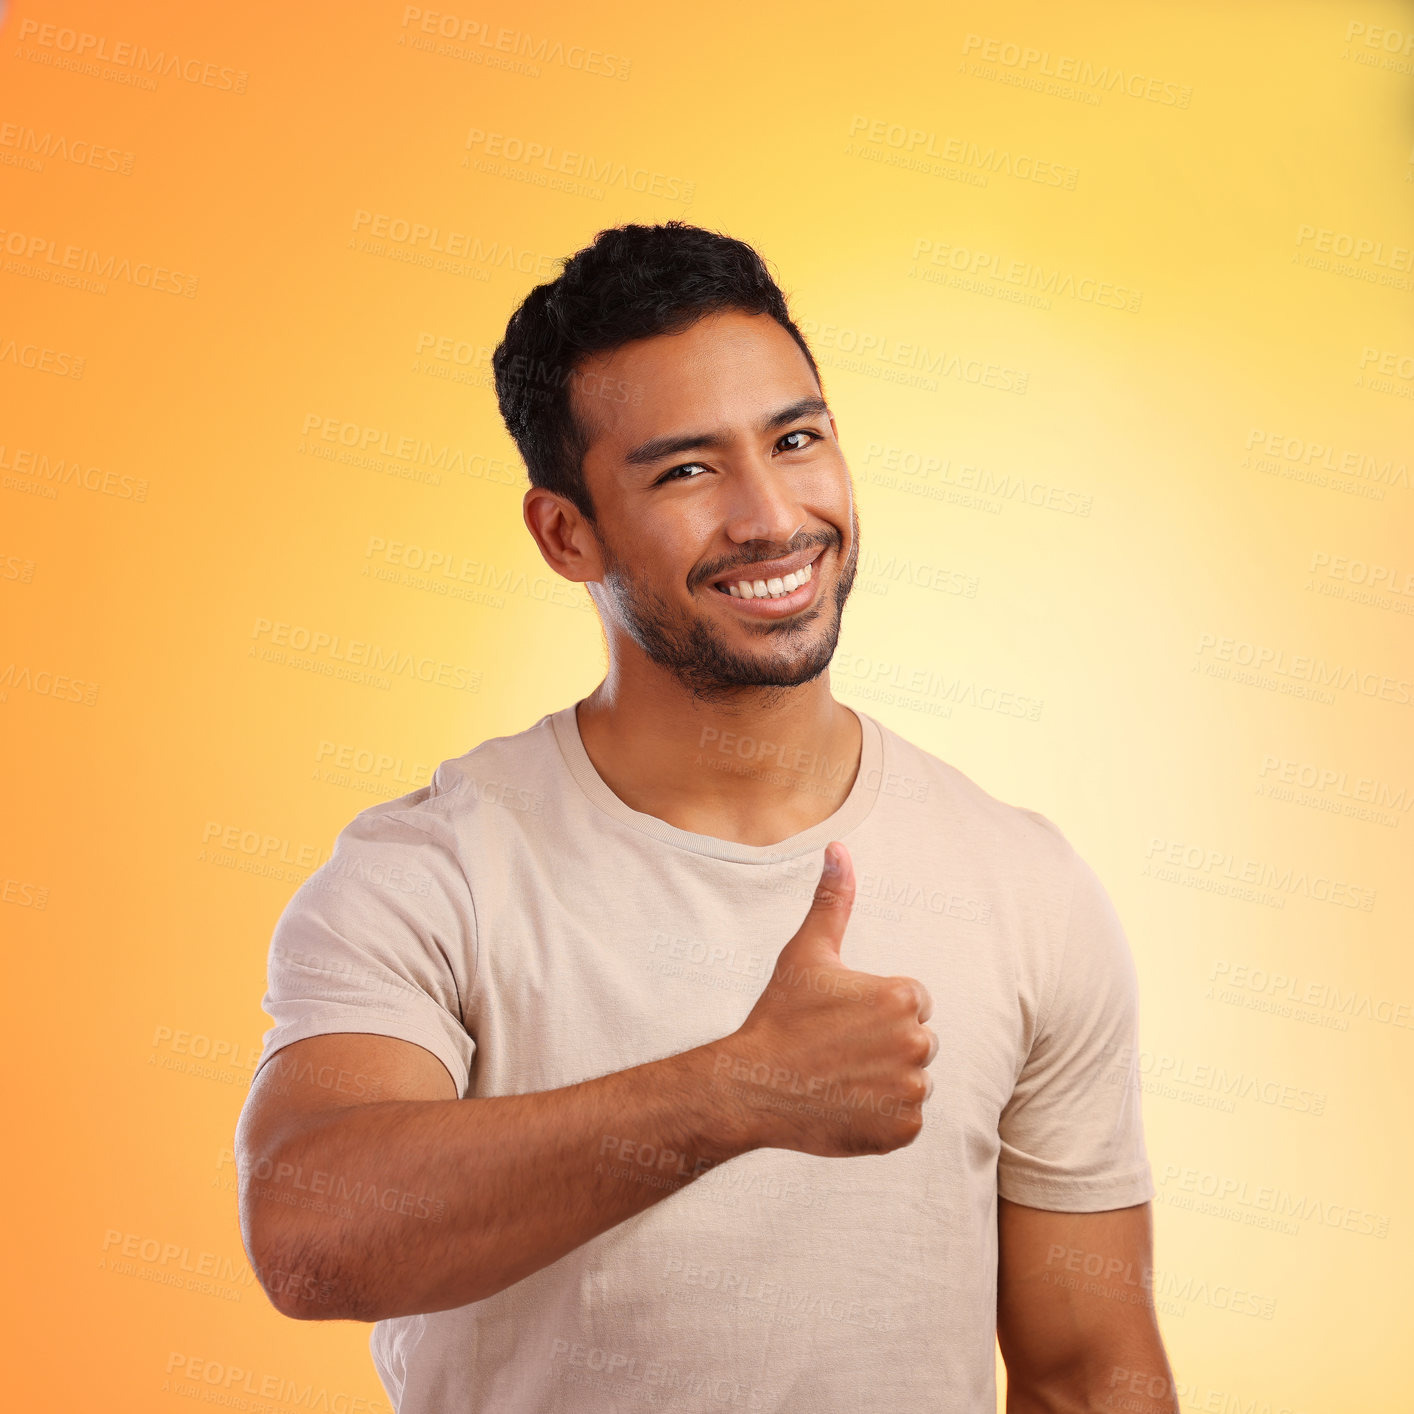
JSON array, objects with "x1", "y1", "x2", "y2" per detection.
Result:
[{"x1": 2, "y1": 2, "x2": 1411, "y2": 1409}]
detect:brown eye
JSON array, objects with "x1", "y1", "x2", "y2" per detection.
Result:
[
  {"x1": 657, "y1": 462, "x2": 709, "y2": 485},
  {"x1": 779, "y1": 430, "x2": 818, "y2": 452}
]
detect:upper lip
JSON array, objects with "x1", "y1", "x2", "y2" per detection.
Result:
[{"x1": 707, "y1": 546, "x2": 825, "y2": 589}]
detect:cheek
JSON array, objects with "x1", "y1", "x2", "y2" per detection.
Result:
[
  {"x1": 655, "y1": 515, "x2": 722, "y2": 584},
  {"x1": 671, "y1": 500, "x2": 724, "y2": 541},
  {"x1": 620, "y1": 519, "x2": 699, "y2": 593},
  {"x1": 802, "y1": 457, "x2": 852, "y2": 508}
]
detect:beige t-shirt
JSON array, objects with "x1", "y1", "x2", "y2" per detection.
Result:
[{"x1": 255, "y1": 702, "x2": 1154, "y2": 1413}]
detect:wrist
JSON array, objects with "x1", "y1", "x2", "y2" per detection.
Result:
[{"x1": 681, "y1": 1034, "x2": 770, "y2": 1160}]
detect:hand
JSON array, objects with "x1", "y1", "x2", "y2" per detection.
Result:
[{"x1": 717, "y1": 841, "x2": 937, "y2": 1158}]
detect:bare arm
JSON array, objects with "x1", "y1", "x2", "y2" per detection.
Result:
[
  {"x1": 235, "y1": 1029, "x2": 756, "y2": 1321},
  {"x1": 236, "y1": 842, "x2": 937, "y2": 1324},
  {"x1": 996, "y1": 1198, "x2": 1179, "y2": 1413}
]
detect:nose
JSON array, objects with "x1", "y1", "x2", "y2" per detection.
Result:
[{"x1": 720, "y1": 456, "x2": 806, "y2": 547}]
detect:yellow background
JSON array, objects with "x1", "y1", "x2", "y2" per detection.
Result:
[{"x1": 3, "y1": 1, "x2": 1411, "y2": 1408}]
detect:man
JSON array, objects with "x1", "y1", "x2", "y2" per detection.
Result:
[{"x1": 236, "y1": 221, "x2": 1179, "y2": 1413}]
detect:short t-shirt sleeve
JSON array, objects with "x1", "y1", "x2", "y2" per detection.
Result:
[
  {"x1": 253, "y1": 804, "x2": 478, "y2": 1097},
  {"x1": 997, "y1": 847, "x2": 1155, "y2": 1211}
]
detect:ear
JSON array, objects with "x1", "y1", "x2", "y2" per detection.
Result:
[{"x1": 523, "y1": 488, "x2": 605, "y2": 583}]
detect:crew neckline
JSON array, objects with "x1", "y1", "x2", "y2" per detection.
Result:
[{"x1": 549, "y1": 700, "x2": 884, "y2": 864}]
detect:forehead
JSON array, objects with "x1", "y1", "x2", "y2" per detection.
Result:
[{"x1": 572, "y1": 310, "x2": 819, "y2": 457}]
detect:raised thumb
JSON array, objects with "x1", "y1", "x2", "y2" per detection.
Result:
[{"x1": 800, "y1": 841, "x2": 856, "y2": 957}]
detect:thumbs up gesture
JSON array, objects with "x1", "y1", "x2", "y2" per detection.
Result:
[{"x1": 715, "y1": 842, "x2": 938, "y2": 1158}]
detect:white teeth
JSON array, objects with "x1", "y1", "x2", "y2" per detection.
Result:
[{"x1": 717, "y1": 556, "x2": 818, "y2": 600}]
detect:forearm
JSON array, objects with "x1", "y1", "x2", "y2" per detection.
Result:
[{"x1": 243, "y1": 1037, "x2": 755, "y2": 1322}]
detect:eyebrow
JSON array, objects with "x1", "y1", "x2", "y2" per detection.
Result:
[{"x1": 622, "y1": 396, "x2": 832, "y2": 469}]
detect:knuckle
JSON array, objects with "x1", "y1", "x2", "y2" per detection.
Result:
[{"x1": 882, "y1": 977, "x2": 916, "y2": 1012}]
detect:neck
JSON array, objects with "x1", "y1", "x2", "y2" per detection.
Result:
[{"x1": 575, "y1": 658, "x2": 862, "y2": 847}]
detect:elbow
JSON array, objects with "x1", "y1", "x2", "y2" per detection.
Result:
[
  {"x1": 241, "y1": 1195, "x2": 362, "y2": 1322},
  {"x1": 262, "y1": 1271, "x2": 341, "y2": 1322},
  {"x1": 263, "y1": 1282, "x2": 329, "y2": 1322},
  {"x1": 253, "y1": 1245, "x2": 368, "y2": 1322}
]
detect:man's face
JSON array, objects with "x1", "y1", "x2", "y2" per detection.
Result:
[{"x1": 570, "y1": 310, "x2": 859, "y2": 701}]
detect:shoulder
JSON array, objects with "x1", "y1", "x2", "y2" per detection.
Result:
[
  {"x1": 292, "y1": 712, "x2": 562, "y2": 925},
  {"x1": 337, "y1": 709, "x2": 562, "y2": 847},
  {"x1": 866, "y1": 711, "x2": 1078, "y2": 876}
]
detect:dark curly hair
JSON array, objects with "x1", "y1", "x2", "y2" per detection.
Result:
[{"x1": 492, "y1": 221, "x2": 821, "y2": 522}]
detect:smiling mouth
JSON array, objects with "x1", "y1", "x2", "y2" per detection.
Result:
[{"x1": 712, "y1": 550, "x2": 823, "y2": 601}]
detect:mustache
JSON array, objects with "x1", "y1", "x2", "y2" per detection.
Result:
[{"x1": 694, "y1": 531, "x2": 839, "y2": 588}]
